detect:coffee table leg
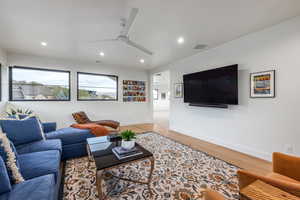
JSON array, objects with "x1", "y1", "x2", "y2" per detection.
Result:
[
  {"x1": 86, "y1": 144, "x2": 92, "y2": 161},
  {"x1": 96, "y1": 170, "x2": 104, "y2": 200},
  {"x1": 148, "y1": 156, "x2": 155, "y2": 197}
]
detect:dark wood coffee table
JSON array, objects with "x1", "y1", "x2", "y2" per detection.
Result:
[{"x1": 87, "y1": 136, "x2": 154, "y2": 200}]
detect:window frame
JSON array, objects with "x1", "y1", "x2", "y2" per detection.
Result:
[
  {"x1": 9, "y1": 66, "x2": 71, "y2": 101},
  {"x1": 77, "y1": 72, "x2": 119, "y2": 101}
]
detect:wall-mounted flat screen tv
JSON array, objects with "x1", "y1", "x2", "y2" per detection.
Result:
[{"x1": 183, "y1": 64, "x2": 238, "y2": 105}]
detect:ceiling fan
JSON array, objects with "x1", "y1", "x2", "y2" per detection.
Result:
[{"x1": 90, "y1": 8, "x2": 153, "y2": 56}]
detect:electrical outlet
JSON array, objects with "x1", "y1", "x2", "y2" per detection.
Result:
[{"x1": 284, "y1": 144, "x2": 294, "y2": 154}]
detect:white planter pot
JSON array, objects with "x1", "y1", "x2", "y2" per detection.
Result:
[{"x1": 121, "y1": 140, "x2": 135, "y2": 150}]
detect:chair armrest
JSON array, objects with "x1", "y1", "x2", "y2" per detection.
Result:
[
  {"x1": 42, "y1": 122, "x2": 57, "y2": 133},
  {"x1": 203, "y1": 189, "x2": 226, "y2": 200},
  {"x1": 238, "y1": 170, "x2": 300, "y2": 197},
  {"x1": 273, "y1": 152, "x2": 300, "y2": 182}
]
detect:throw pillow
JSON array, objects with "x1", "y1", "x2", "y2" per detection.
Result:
[
  {"x1": 0, "y1": 115, "x2": 44, "y2": 146},
  {"x1": 0, "y1": 132, "x2": 24, "y2": 184},
  {"x1": 17, "y1": 114, "x2": 30, "y2": 120}
]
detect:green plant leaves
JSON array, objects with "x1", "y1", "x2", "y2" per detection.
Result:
[{"x1": 120, "y1": 130, "x2": 136, "y2": 141}]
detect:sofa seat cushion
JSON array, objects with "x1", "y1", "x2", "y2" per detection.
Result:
[
  {"x1": 0, "y1": 174, "x2": 55, "y2": 200},
  {"x1": 46, "y1": 127, "x2": 94, "y2": 145},
  {"x1": 61, "y1": 142, "x2": 88, "y2": 160},
  {"x1": 18, "y1": 150, "x2": 60, "y2": 183},
  {"x1": 0, "y1": 157, "x2": 11, "y2": 194},
  {"x1": 267, "y1": 172, "x2": 299, "y2": 183},
  {"x1": 16, "y1": 139, "x2": 62, "y2": 155}
]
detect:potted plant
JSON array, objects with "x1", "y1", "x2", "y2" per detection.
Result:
[{"x1": 120, "y1": 130, "x2": 136, "y2": 150}]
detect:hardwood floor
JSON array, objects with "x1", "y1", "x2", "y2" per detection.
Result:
[{"x1": 120, "y1": 123, "x2": 272, "y2": 175}]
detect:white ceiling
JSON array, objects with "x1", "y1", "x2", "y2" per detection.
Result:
[{"x1": 0, "y1": 0, "x2": 300, "y2": 69}]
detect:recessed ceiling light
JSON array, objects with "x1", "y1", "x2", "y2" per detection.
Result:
[
  {"x1": 99, "y1": 52, "x2": 105, "y2": 57},
  {"x1": 177, "y1": 37, "x2": 184, "y2": 44},
  {"x1": 140, "y1": 59, "x2": 145, "y2": 63},
  {"x1": 41, "y1": 42, "x2": 47, "y2": 46}
]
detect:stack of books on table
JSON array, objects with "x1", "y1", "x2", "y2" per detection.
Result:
[{"x1": 112, "y1": 146, "x2": 143, "y2": 160}]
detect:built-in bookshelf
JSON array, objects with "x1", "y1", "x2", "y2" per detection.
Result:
[{"x1": 123, "y1": 80, "x2": 146, "y2": 102}]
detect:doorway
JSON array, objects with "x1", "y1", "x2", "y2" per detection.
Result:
[{"x1": 152, "y1": 70, "x2": 170, "y2": 128}]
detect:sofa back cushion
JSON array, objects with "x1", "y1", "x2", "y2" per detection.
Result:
[
  {"x1": 0, "y1": 116, "x2": 44, "y2": 146},
  {"x1": 17, "y1": 114, "x2": 31, "y2": 120},
  {"x1": 0, "y1": 132, "x2": 24, "y2": 184},
  {"x1": 0, "y1": 156, "x2": 11, "y2": 194}
]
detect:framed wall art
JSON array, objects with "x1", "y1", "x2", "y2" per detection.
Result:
[
  {"x1": 250, "y1": 70, "x2": 275, "y2": 98},
  {"x1": 161, "y1": 92, "x2": 166, "y2": 100},
  {"x1": 174, "y1": 83, "x2": 183, "y2": 98},
  {"x1": 123, "y1": 80, "x2": 146, "y2": 102}
]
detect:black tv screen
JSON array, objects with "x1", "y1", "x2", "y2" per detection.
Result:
[{"x1": 183, "y1": 64, "x2": 238, "y2": 105}]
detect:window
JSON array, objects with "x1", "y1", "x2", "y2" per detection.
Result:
[
  {"x1": 77, "y1": 72, "x2": 118, "y2": 101},
  {"x1": 9, "y1": 66, "x2": 70, "y2": 101},
  {"x1": 153, "y1": 89, "x2": 158, "y2": 100}
]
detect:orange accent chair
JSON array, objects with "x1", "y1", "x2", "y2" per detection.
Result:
[
  {"x1": 200, "y1": 152, "x2": 300, "y2": 200},
  {"x1": 72, "y1": 111, "x2": 120, "y2": 132},
  {"x1": 238, "y1": 152, "x2": 300, "y2": 197}
]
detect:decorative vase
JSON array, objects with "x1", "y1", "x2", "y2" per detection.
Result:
[{"x1": 121, "y1": 139, "x2": 135, "y2": 150}]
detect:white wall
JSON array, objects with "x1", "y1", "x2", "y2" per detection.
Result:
[
  {"x1": 0, "y1": 48, "x2": 8, "y2": 108},
  {"x1": 151, "y1": 16, "x2": 300, "y2": 161},
  {"x1": 0, "y1": 48, "x2": 7, "y2": 65},
  {"x1": 1, "y1": 53, "x2": 152, "y2": 128}
]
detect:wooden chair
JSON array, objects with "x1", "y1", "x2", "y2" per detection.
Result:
[
  {"x1": 201, "y1": 152, "x2": 300, "y2": 200},
  {"x1": 238, "y1": 152, "x2": 300, "y2": 197},
  {"x1": 72, "y1": 111, "x2": 120, "y2": 132}
]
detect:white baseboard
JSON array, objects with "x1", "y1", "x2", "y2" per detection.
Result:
[{"x1": 171, "y1": 127, "x2": 272, "y2": 162}]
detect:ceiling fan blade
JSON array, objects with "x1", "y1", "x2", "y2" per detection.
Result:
[
  {"x1": 87, "y1": 38, "x2": 118, "y2": 43},
  {"x1": 120, "y1": 8, "x2": 139, "y2": 36},
  {"x1": 126, "y1": 39, "x2": 153, "y2": 55}
]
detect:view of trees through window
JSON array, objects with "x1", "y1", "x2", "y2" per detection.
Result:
[
  {"x1": 10, "y1": 67, "x2": 70, "y2": 101},
  {"x1": 77, "y1": 72, "x2": 118, "y2": 100}
]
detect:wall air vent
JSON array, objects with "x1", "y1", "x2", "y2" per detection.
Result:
[{"x1": 194, "y1": 44, "x2": 207, "y2": 50}]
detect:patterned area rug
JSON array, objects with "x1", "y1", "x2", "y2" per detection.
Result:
[{"x1": 63, "y1": 132, "x2": 239, "y2": 200}]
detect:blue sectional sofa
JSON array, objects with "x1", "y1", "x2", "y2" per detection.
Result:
[
  {"x1": 0, "y1": 121, "x2": 96, "y2": 200},
  {"x1": 0, "y1": 139, "x2": 62, "y2": 200},
  {"x1": 45, "y1": 127, "x2": 95, "y2": 160}
]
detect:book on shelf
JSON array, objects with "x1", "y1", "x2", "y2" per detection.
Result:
[{"x1": 112, "y1": 147, "x2": 143, "y2": 160}]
